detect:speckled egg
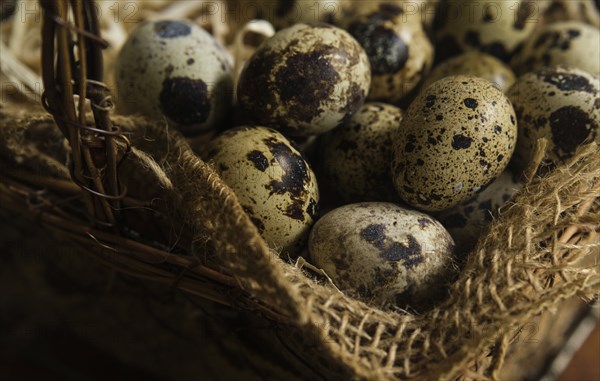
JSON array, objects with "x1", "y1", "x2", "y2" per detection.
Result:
[
  {"x1": 340, "y1": 2, "x2": 433, "y2": 102},
  {"x1": 435, "y1": 170, "x2": 522, "y2": 250},
  {"x1": 541, "y1": 1, "x2": 599, "y2": 28},
  {"x1": 203, "y1": 126, "x2": 319, "y2": 256},
  {"x1": 309, "y1": 202, "x2": 455, "y2": 308},
  {"x1": 433, "y1": 0, "x2": 538, "y2": 63},
  {"x1": 254, "y1": 0, "x2": 343, "y2": 29},
  {"x1": 507, "y1": 66, "x2": 600, "y2": 172},
  {"x1": 319, "y1": 103, "x2": 403, "y2": 202},
  {"x1": 512, "y1": 21, "x2": 600, "y2": 76},
  {"x1": 424, "y1": 52, "x2": 517, "y2": 93},
  {"x1": 115, "y1": 20, "x2": 233, "y2": 135},
  {"x1": 391, "y1": 75, "x2": 517, "y2": 212},
  {"x1": 237, "y1": 23, "x2": 371, "y2": 136}
]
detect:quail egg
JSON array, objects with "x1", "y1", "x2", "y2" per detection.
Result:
[
  {"x1": 507, "y1": 66, "x2": 600, "y2": 172},
  {"x1": 541, "y1": 0, "x2": 599, "y2": 28},
  {"x1": 391, "y1": 76, "x2": 517, "y2": 212},
  {"x1": 512, "y1": 21, "x2": 600, "y2": 76},
  {"x1": 319, "y1": 103, "x2": 403, "y2": 202},
  {"x1": 203, "y1": 126, "x2": 319, "y2": 256},
  {"x1": 253, "y1": 0, "x2": 343, "y2": 29},
  {"x1": 435, "y1": 170, "x2": 522, "y2": 250},
  {"x1": 309, "y1": 202, "x2": 455, "y2": 308},
  {"x1": 433, "y1": 0, "x2": 539, "y2": 63},
  {"x1": 340, "y1": 2, "x2": 433, "y2": 102},
  {"x1": 115, "y1": 20, "x2": 233, "y2": 135},
  {"x1": 237, "y1": 23, "x2": 371, "y2": 137},
  {"x1": 424, "y1": 52, "x2": 517, "y2": 93}
]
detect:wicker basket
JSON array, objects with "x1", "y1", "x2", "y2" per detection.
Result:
[{"x1": 0, "y1": 1, "x2": 598, "y2": 380}]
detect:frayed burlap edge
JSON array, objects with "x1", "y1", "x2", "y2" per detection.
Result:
[
  {"x1": 0, "y1": 110, "x2": 308, "y2": 322},
  {"x1": 1, "y1": 109, "x2": 598, "y2": 381}
]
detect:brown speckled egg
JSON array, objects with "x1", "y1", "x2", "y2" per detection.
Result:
[
  {"x1": 115, "y1": 20, "x2": 233, "y2": 135},
  {"x1": 424, "y1": 52, "x2": 516, "y2": 93},
  {"x1": 435, "y1": 170, "x2": 522, "y2": 250},
  {"x1": 512, "y1": 21, "x2": 600, "y2": 76},
  {"x1": 309, "y1": 202, "x2": 455, "y2": 308},
  {"x1": 319, "y1": 103, "x2": 403, "y2": 202},
  {"x1": 340, "y1": 2, "x2": 433, "y2": 102},
  {"x1": 237, "y1": 23, "x2": 371, "y2": 137},
  {"x1": 541, "y1": 1, "x2": 599, "y2": 28},
  {"x1": 507, "y1": 66, "x2": 600, "y2": 172},
  {"x1": 203, "y1": 126, "x2": 319, "y2": 256},
  {"x1": 433, "y1": 0, "x2": 538, "y2": 63},
  {"x1": 391, "y1": 75, "x2": 517, "y2": 212},
  {"x1": 254, "y1": 0, "x2": 343, "y2": 29}
]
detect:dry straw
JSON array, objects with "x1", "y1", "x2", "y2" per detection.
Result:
[{"x1": 0, "y1": 1, "x2": 599, "y2": 380}]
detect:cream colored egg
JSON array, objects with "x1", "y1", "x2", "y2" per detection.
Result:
[
  {"x1": 512, "y1": 21, "x2": 600, "y2": 76},
  {"x1": 425, "y1": 52, "x2": 516, "y2": 93},
  {"x1": 320, "y1": 103, "x2": 403, "y2": 202},
  {"x1": 309, "y1": 202, "x2": 455, "y2": 308},
  {"x1": 435, "y1": 170, "x2": 522, "y2": 250},
  {"x1": 391, "y1": 76, "x2": 517, "y2": 212},
  {"x1": 115, "y1": 20, "x2": 233, "y2": 135},
  {"x1": 252, "y1": 0, "x2": 343, "y2": 29},
  {"x1": 340, "y1": 2, "x2": 433, "y2": 102},
  {"x1": 203, "y1": 126, "x2": 319, "y2": 256},
  {"x1": 237, "y1": 23, "x2": 371, "y2": 136},
  {"x1": 507, "y1": 66, "x2": 600, "y2": 172},
  {"x1": 433, "y1": 0, "x2": 538, "y2": 63}
]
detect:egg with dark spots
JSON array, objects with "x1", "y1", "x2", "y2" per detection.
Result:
[
  {"x1": 391, "y1": 76, "x2": 517, "y2": 212},
  {"x1": 424, "y1": 52, "x2": 516, "y2": 93},
  {"x1": 319, "y1": 103, "x2": 403, "y2": 202},
  {"x1": 512, "y1": 21, "x2": 600, "y2": 76},
  {"x1": 341, "y1": 2, "x2": 433, "y2": 102},
  {"x1": 435, "y1": 171, "x2": 522, "y2": 251},
  {"x1": 115, "y1": 20, "x2": 233, "y2": 135},
  {"x1": 433, "y1": 0, "x2": 538, "y2": 63},
  {"x1": 253, "y1": 0, "x2": 343, "y2": 29},
  {"x1": 507, "y1": 66, "x2": 600, "y2": 173},
  {"x1": 308, "y1": 202, "x2": 455, "y2": 309},
  {"x1": 203, "y1": 126, "x2": 319, "y2": 256},
  {"x1": 237, "y1": 23, "x2": 371, "y2": 136},
  {"x1": 541, "y1": 1, "x2": 599, "y2": 29}
]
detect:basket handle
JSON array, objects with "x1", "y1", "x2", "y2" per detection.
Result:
[{"x1": 39, "y1": 0, "x2": 126, "y2": 230}]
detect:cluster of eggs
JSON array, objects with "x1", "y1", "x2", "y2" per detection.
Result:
[{"x1": 115, "y1": 1, "x2": 599, "y2": 309}]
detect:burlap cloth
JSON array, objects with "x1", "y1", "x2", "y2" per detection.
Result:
[{"x1": 0, "y1": 102, "x2": 598, "y2": 380}]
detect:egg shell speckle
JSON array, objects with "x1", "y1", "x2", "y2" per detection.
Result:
[
  {"x1": 434, "y1": 0, "x2": 538, "y2": 63},
  {"x1": 541, "y1": 0, "x2": 600, "y2": 28},
  {"x1": 115, "y1": 20, "x2": 233, "y2": 135},
  {"x1": 254, "y1": 0, "x2": 343, "y2": 29},
  {"x1": 343, "y1": 2, "x2": 433, "y2": 102},
  {"x1": 237, "y1": 23, "x2": 371, "y2": 136},
  {"x1": 309, "y1": 202, "x2": 455, "y2": 308},
  {"x1": 435, "y1": 170, "x2": 522, "y2": 250},
  {"x1": 507, "y1": 66, "x2": 600, "y2": 172},
  {"x1": 512, "y1": 21, "x2": 600, "y2": 76},
  {"x1": 391, "y1": 75, "x2": 517, "y2": 212},
  {"x1": 425, "y1": 52, "x2": 516, "y2": 93},
  {"x1": 203, "y1": 126, "x2": 319, "y2": 256},
  {"x1": 319, "y1": 102, "x2": 403, "y2": 202}
]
